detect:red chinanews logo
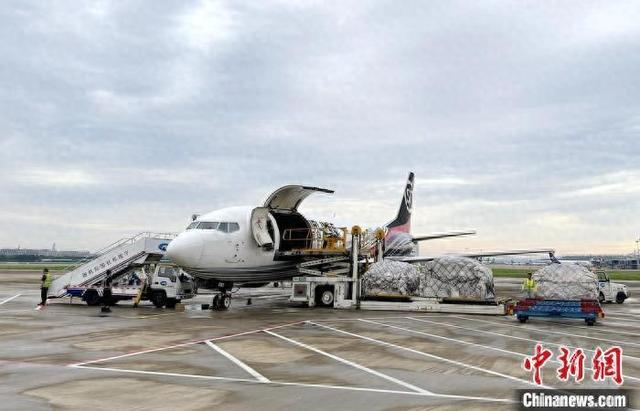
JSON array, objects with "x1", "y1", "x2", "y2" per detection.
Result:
[{"x1": 523, "y1": 344, "x2": 624, "y2": 386}]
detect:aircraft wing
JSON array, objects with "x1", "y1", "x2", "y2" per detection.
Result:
[
  {"x1": 411, "y1": 231, "x2": 476, "y2": 242},
  {"x1": 391, "y1": 249, "x2": 556, "y2": 263},
  {"x1": 263, "y1": 185, "x2": 334, "y2": 212}
]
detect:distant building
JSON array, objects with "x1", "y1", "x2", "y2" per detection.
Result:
[
  {"x1": 592, "y1": 256, "x2": 639, "y2": 270},
  {"x1": 0, "y1": 248, "x2": 93, "y2": 258}
]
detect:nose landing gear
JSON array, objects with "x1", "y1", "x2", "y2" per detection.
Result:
[{"x1": 211, "y1": 286, "x2": 232, "y2": 311}]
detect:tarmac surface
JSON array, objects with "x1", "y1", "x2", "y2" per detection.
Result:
[{"x1": 1, "y1": 271, "x2": 639, "y2": 410}]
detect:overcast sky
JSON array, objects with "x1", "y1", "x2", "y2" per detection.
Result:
[{"x1": 1, "y1": 1, "x2": 639, "y2": 255}]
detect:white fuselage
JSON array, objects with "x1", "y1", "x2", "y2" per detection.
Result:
[{"x1": 166, "y1": 206, "x2": 298, "y2": 283}]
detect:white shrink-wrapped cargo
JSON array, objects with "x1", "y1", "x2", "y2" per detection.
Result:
[
  {"x1": 533, "y1": 264, "x2": 598, "y2": 300},
  {"x1": 417, "y1": 257, "x2": 495, "y2": 300},
  {"x1": 362, "y1": 257, "x2": 495, "y2": 300},
  {"x1": 361, "y1": 260, "x2": 420, "y2": 296}
]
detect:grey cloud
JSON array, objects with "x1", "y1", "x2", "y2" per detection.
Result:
[{"x1": 0, "y1": 1, "x2": 639, "y2": 253}]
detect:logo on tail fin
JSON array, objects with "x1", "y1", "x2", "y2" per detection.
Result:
[{"x1": 404, "y1": 177, "x2": 413, "y2": 213}]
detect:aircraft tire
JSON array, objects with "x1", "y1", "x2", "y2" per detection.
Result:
[{"x1": 219, "y1": 294, "x2": 231, "y2": 310}]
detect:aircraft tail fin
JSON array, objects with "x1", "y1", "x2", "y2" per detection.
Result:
[{"x1": 385, "y1": 172, "x2": 414, "y2": 234}]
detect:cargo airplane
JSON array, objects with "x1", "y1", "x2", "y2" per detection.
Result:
[{"x1": 167, "y1": 173, "x2": 552, "y2": 309}]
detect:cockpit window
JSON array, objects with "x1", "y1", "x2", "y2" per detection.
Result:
[
  {"x1": 189, "y1": 221, "x2": 238, "y2": 233},
  {"x1": 198, "y1": 222, "x2": 219, "y2": 230}
]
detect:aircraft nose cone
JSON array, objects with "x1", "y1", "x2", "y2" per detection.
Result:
[{"x1": 167, "y1": 233, "x2": 203, "y2": 268}]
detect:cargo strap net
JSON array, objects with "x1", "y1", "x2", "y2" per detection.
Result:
[
  {"x1": 361, "y1": 260, "x2": 420, "y2": 297},
  {"x1": 532, "y1": 264, "x2": 598, "y2": 300},
  {"x1": 362, "y1": 257, "x2": 495, "y2": 300},
  {"x1": 416, "y1": 257, "x2": 495, "y2": 300}
]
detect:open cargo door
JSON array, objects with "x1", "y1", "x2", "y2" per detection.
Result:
[
  {"x1": 251, "y1": 207, "x2": 274, "y2": 247},
  {"x1": 263, "y1": 185, "x2": 334, "y2": 212}
]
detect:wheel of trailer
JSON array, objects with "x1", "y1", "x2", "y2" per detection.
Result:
[
  {"x1": 211, "y1": 295, "x2": 219, "y2": 309},
  {"x1": 586, "y1": 318, "x2": 596, "y2": 326},
  {"x1": 152, "y1": 291, "x2": 167, "y2": 308},
  {"x1": 517, "y1": 316, "x2": 528, "y2": 323},
  {"x1": 616, "y1": 292, "x2": 626, "y2": 304},
  {"x1": 84, "y1": 290, "x2": 100, "y2": 306},
  {"x1": 598, "y1": 292, "x2": 605, "y2": 304},
  {"x1": 165, "y1": 298, "x2": 177, "y2": 309},
  {"x1": 319, "y1": 288, "x2": 335, "y2": 307},
  {"x1": 219, "y1": 294, "x2": 231, "y2": 310}
]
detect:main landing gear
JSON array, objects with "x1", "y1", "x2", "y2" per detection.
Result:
[{"x1": 211, "y1": 282, "x2": 233, "y2": 311}]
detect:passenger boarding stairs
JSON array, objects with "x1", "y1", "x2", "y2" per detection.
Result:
[{"x1": 49, "y1": 232, "x2": 175, "y2": 298}]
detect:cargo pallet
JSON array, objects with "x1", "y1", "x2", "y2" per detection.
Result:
[{"x1": 509, "y1": 298, "x2": 604, "y2": 326}]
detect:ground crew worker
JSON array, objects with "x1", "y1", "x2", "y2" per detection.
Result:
[
  {"x1": 39, "y1": 268, "x2": 52, "y2": 306},
  {"x1": 101, "y1": 270, "x2": 113, "y2": 313},
  {"x1": 522, "y1": 272, "x2": 537, "y2": 298}
]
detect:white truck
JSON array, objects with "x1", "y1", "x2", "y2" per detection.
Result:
[
  {"x1": 66, "y1": 263, "x2": 196, "y2": 308},
  {"x1": 596, "y1": 270, "x2": 629, "y2": 304}
]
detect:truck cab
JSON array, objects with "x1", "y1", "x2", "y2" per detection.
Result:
[
  {"x1": 596, "y1": 271, "x2": 629, "y2": 304},
  {"x1": 147, "y1": 264, "x2": 197, "y2": 308}
]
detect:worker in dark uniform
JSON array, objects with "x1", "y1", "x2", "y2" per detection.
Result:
[
  {"x1": 101, "y1": 270, "x2": 113, "y2": 313},
  {"x1": 39, "y1": 268, "x2": 53, "y2": 306}
]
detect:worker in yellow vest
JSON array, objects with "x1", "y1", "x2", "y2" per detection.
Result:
[
  {"x1": 522, "y1": 272, "x2": 537, "y2": 298},
  {"x1": 40, "y1": 268, "x2": 53, "y2": 306}
]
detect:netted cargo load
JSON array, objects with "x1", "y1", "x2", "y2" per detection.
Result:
[
  {"x1": 416, "y1": 257, "x2": 495, "y2": 300},
  {"x1": 362, "y1": 257, "x2": 495, "y2": 300},
  {"x1": 362, "y1": 260, "x2": 420, "y2": 296},
  {"x1": 532, "y1": 264, "x2": 598, "y2": 300}
]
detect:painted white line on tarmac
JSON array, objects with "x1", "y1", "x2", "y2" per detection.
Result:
[
  {"x1": 450, "y1": 315, "x2": 640, "y2": 350},
  {"x1": 603, "y1": 321, "x2": 640, "y2": 331},
  {"x1": 69, "y1": 320, "x2": 304, "y2": 367},
  {"x1": 409, "y1": 317, "x2": 640, "y2": 364},
  {"x1": 205, "y1": 340, "x2": 270, "y2": 383},
  {"x1": 71, "y1": 364, "x2": 257, "y2": 383},
  {"x1": 363, "y1": 318, "x2": 640, "y2": 384},
  {"x1": 542, "y1": 320, "x2": 640, "y2": 337},
  {"x1": 478, "y1": 315, "x2": 640, "y2": 337},
  {"x1": 361, "y1": 318, "x2": 524, "y2": 358},
  {"x1": 603, "y1": 311, "x2": 640, "y2": 318},
  {"x1": 309, "y1": 321, "x2": 546, "y2": 389},
  {"x1": 72, "y1": 364, "x2": 513, "y2": 403},
  {"x1": 265, "y1": 329, "x2": 432, "y2": 395},
  {"x1": 605, "y1": 315, "x2": 640, "y2": 323},
  {"x1": 0, "y1": 294, "x2": 21, "y2": 305},
  {"x1": 312, "y1": 315, "x2": 418, "y2": 322}
]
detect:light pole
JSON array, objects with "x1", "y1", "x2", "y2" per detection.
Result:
[{"x1": 636, "y1": 238, "x2": 640, "y2": 269}]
